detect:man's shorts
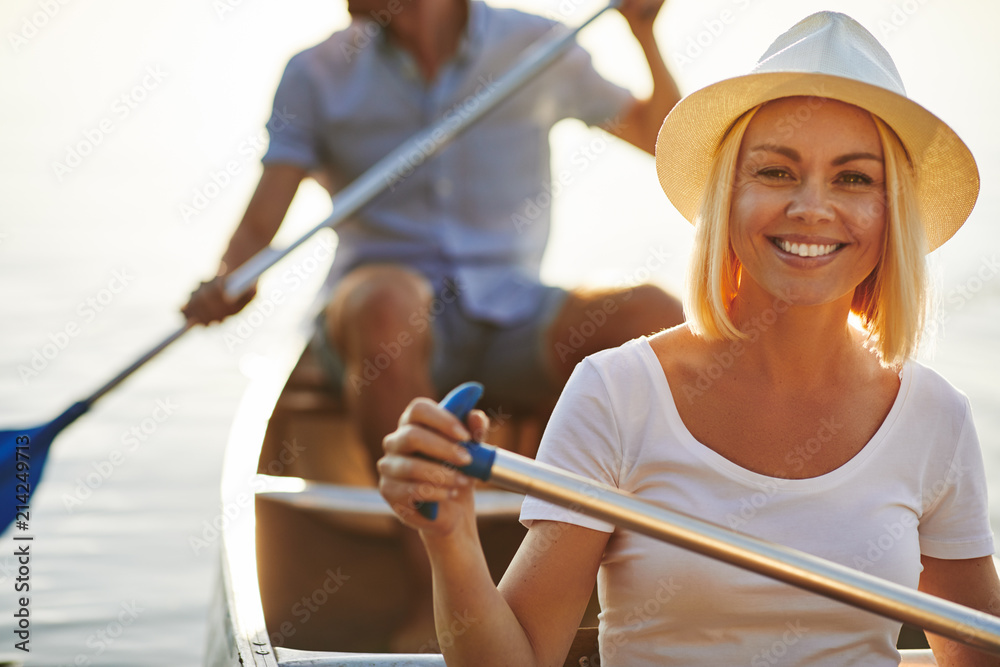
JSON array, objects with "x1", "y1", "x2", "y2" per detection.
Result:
[{"x1": 309, "y1": 282, "x2": 569, "y2": 409}]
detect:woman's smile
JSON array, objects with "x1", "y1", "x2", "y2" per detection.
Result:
[{"x1": 770, "y1": 238, "x2": 844, "y2": 258}]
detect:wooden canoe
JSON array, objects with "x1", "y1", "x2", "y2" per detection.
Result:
[{"x1": 203, "y1": 339, "x2": 939, "y2": 666}]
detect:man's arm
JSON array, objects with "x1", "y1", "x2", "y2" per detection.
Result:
[
  {"x1": 608, "y1": 0, "x2": 681, "y2": 155},
  {"x1": 181, "y1": 163, "x2": 307, "y2": 324}
]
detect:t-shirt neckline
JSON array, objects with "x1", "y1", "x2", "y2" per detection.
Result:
[{"x1": 635, "y1": 337, "x2": 912, "y2": 491}]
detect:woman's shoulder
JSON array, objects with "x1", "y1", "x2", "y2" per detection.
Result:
[
  {"x1": 581, "y1": 326, "x2": 694, "y2": 378},
  {"x1": 901, "y1": 359, "x2": 972, "y2": 420},
  {"x1": 645, "y1": 324, "x2": 722, "y2": 385},
  {"x1": 564, "y1": 333, "x2": 681, "y2": 407},
  {"x1": 646, "y1": 324, "x2": 703, "y2": 358}
]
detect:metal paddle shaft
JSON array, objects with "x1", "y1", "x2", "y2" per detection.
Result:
[
  {"x1": 223, "y1": 0, "x2": 621, "y2": 299},
  {"x1": 84, "y1": 323, "x2": 191, "y2": 408},
  {"x1": 487, "y1": 450, "x2": 1000, "y2": 655},
  {"x1": 436, "y1": 383, "x2": 1000, "y2": 656}
]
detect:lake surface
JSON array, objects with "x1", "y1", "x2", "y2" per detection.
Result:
[{"x1": 1, "y1": 0, "x2": 998, "y2": 664}]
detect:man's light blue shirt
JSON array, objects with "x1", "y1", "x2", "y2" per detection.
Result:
[{"x1": 263, "y1": 1, "x2": 632, "y2": 325}]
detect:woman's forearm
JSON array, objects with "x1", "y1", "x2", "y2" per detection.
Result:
[{"x1": 424, "y1": 528, "x2": 541, "y2": 667}]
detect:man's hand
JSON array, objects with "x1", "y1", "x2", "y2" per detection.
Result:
[
  {"x1": 181, "y1": 163, "x2": 306, "y2": 326},
  {"x1": 181, "y1": 275, "x2": 255, "y2": 326},
  {"x1": 618, "y1": 0, "x2": 665, "y2": 37},
  {"x1": 607, "y1": 0, "x2": 679, "y2": 154}
]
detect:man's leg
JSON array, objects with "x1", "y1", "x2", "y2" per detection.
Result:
[
  {"x1": 545, "y1": 283, "x2": 684, "y2": 381},
  {"x1": 474, "y1": 282, "x2": 683, "y2": 436},
  {"x1": 324, "y1": 264, "x2": 437, "y2": 466}
]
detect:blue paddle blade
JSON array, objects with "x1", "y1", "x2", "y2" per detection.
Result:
[{"x1": 0, "y1": 401, "x2": 89, "y2": 534}]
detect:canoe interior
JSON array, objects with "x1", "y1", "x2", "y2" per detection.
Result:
[{"x1": 254, "y1": 346, "x2": 601, "y2": 654}]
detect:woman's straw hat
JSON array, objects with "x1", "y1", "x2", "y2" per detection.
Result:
[{"x1": 654, "y1": 11, "x2": 979, "y2": 252}]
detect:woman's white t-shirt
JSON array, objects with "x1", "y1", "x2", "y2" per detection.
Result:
[{"x1": 520, "y1": 337, "x2": 994, "y2": 666}]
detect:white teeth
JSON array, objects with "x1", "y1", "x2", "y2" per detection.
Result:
[{"x1": 777, "y1": 240, "x2": 839, "y2": 258}]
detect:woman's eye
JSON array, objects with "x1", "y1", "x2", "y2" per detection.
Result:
[
  {"x1": 838, "y1": 171, "x2": 875, "y2": 186},
  {"x1": 756, "y1": 168, "x2": 792, "y2": 181}
]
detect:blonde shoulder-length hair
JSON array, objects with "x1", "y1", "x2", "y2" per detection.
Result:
[{"x1": 683, "y1": 103, "x2": 928, "y2": 368}]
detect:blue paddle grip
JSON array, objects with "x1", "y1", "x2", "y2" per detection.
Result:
[{"x1": 416, "y1": 382, "x2": 496, "y2": 520}]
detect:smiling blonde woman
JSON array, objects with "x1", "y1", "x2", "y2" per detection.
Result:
[{"x1": 379, "y1": 12, "x2": 999, "y2": 667}]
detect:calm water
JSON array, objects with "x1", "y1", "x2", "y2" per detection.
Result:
[{"x1": 0, "y1": 0, "x2": 998, "y2": 664}]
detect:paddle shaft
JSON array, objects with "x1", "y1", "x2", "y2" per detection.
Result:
[
  {"x1": 223, "y1": 0, "x2": 620, "y2": 299},
  {"x1": 12, "y1": 323, "x2": 194, "y2": 447},
  {"x1": 82, "y1": 323, "x2": 191, "y2": 409},
  {"x1": 468, "y1": 446, "x2": 1000, "y2": 655}
]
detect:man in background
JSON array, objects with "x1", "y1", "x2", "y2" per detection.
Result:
[{"x1": 183, "y1": 0, "x2": 683, "y2": 650}]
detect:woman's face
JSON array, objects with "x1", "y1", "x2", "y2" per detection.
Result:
[{"x1": 729, "y1": 97, "x2": 887, "y2": 308}]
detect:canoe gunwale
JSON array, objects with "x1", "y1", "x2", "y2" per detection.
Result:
[{"x1": 206, "y1": 344, "x2": 307, "y2": 667}]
